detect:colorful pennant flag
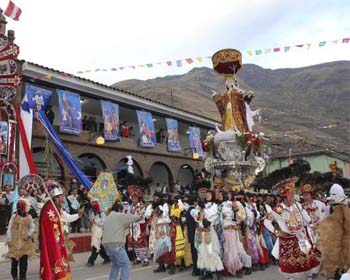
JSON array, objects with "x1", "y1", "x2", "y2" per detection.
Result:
[
  {"x1": 5, "y1": 1, "x2": 22, "y2": 21},
  {"x1": 146, "y1": 64, "x2": 153, "y2": 68},
  {"x1": 296, "y1": 44, "x2": 304, "y2": 48},
  {"x1": 176, "y1": 60, "x2": 182, "y2": 67},
  {"x1": 319, "y1": 41, "x2": 326, "y2": 47},
  {"x1": 264, "y1": 49, "x2": 271, "y2": 54},
  {"x1": 343, "y1": 38, "x2": 349, "y2": 43},
  {"x1": 185, "y1": 58, "x2": 194, "y2": 64},
  {"x1": 273, "y1": 48, "x2": 280, "y2": 52},
  {"x1": 255, "y1": 50, "x2": 262, "y2": 55},
  {"x1": 247, "y1": 50, "x2": 253, "y2": 56},
  {"x1": 166, "y1": 61, "x2": 172, "y2": 66},
  {"x1": 196, "y1": 57, "x2": 203, "y2": 62},
  {"x1": 284, "y1": 46, "x2": 290, "y2": 52}
]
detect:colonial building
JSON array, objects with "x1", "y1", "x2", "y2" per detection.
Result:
[{"x1": 21, "y1": 61, "x2": 216, "y2": 192}]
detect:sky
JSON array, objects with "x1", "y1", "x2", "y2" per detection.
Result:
[{"x1": 2, "y1": 0, "x2": 349, "y2": 85}]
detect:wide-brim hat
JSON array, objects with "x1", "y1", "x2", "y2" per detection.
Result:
[
  {"x1": 272, "y1": 177, "x2": 297, "y2": 197},
  {"x1": 212, "y1": 49, "x2": 242, "y2": 75}
]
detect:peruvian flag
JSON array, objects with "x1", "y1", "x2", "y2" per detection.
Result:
[
  {"x1": 288, "y1": 148, "x2": 293, "y2": 165},
  {"x1": 4, "y1": 1, "x2": 22, "y2": 21}
]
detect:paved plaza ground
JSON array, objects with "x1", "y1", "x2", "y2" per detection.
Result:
[{"x1": 0, "y1": 251, "x2": 328, "y2": 280}]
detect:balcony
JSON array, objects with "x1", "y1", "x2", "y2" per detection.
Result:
[{"x1": 31, "y1": 122, "x2": 197, "y2": 160}]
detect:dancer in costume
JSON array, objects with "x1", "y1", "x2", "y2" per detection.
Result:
[
  {"x1": 270, "y1": 178, "x2": 319, "y2": 280},
  {"x1": 39, "y1": 180, "x2": 83, "y2": 280},
  {"x1": 127, "y1": 186, "x2": 149, "y2": 266},
  {"x1": 218, "y1": 191, "x2": 245, "y2": 277},
  {"x1": 86, "y1": 200, "x2": 110, "y2": 267},
  {"x1": 6, "y1": 199, "x2": 34, "y2": 280},
  {"x1": 193, "y1": 190, "x2": 223, "y2": 280},
  {"x1": 317, "y1": 183, "x2": 350, "y2": 280},
  {"x1": 145, "y1": 193, "x2": 176, "y2": 274}
]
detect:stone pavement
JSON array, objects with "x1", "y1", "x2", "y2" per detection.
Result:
[{"x1": 0, "y1": 251, "x2": 328, "y2": 280}]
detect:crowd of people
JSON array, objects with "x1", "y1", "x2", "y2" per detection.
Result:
[{"x1": 2, "y1": 174, "x2": 349, "y2": 280}]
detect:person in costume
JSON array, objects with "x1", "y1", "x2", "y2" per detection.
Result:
[
  {"x1": 170, "y1": 195, "x2": 186, "y2": 271},
  {"x1": 187, "y1": 194, "x2": 200, "y2": 276},
  {"x1": 127, "y1": 186, "x2": 149, "y2": 266},
  {"x1": 39, "y1": 180, "x2": 84, "y2": 280},
  {"x1": 86, "y1": 200, "x2": 110, "y2": 267},
  {"x1": 218, "y1": 190, "x2": 246, "y2": 277},
  {"x1": 316, "y1": 183, "x2": 350, "y2": 280},
  {"x1": 6, "y1": 199, "x2": 34, "y2": 280},
  {"x1": 269, "y1": 177, "x2": 320, "y2": 280},
  {"x1": 243, "y1": 192, "x2": 261, "y2": 270},
  {"x1": 145, "y1": 192, "x2": 176, "y2": 274},
  {"x1": 193, "y1": 190, "x2": 224, "y2": 280}
]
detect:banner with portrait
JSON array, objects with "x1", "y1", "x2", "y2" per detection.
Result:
[
  {"x1": 189, "y1": 127, "x2": 204, "y2": 158},
  {"x1": 166, "y1": 118, "x2": 181, "y2": 152},
  {"x1": 100, "y1": 101, "x2": 120, "y2": 141},
  {"x1": 57, "y1": 90, "x2": 82, "y2": 135},
  {"x1": 24, "y1": 83, "x2": 53, "y2": 112},
  {"x1": 0, "y1": 121, "x2": 8, "y2": 155},
  {"x1": 136, "y1": 111, "x2": 156, "y2": 147}
]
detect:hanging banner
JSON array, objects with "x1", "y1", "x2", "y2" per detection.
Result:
[
  {"x1": 189, "y1": 127, "x2": 204, "y2": 158},
  {"x1": 136, "y1": 111, "x2": 156, "y2": 147},
  {"x1": 57, "y1": 90, "x2": 82, "y2": 135},
  {"x1": 100, "y1": 100, "x2": 120, "y2": 141},
  {"x1": 166, "y1": 118, "x2": 181, "y2": 152},
  {"x1": 0, "y1": 121, "x2": 8, "y2": 155},
  {"x1": 24, "y1": 83, "x2": 53, "y2": 112}
]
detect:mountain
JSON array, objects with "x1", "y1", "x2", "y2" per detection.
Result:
[{"x1": 113, "y1": 61, "x2": 350, "y2": 155}]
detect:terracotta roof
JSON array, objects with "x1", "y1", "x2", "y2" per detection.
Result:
[{"x1": 23, "y1": 61, "x2": 218, "y2": 124}]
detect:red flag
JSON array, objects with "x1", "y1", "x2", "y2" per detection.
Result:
[
  {"x1": 273, "y1": 48, "x2": 280, "y2": 52},
  {"x1": 185, "y1": 58, "x2": 194, "y2": 64},
  {"x1": 5, "y1": 1, "x2": 22, "y2": 21}
]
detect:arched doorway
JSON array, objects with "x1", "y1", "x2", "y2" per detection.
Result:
[
  {"x1": 32, "y1": 147, "x2": 64, "y2": 180},
  {"x1": 149, "y1": 161, "x2": 173, "y2": 194},
  {"x1": 77, "y1": 153, "x2": 106, "y2": 181},
  {"x1": 177, "y1": 164, "x2": 194, "y2": 188}
]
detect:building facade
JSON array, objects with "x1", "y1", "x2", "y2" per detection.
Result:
[{"x1": 21, "y1": 61, "x2": 216, "y2": 192}]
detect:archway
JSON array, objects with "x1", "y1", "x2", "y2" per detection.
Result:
[
  {"x1": 176, "y1": 164, "x2": 194, "y2": 188},
  {"x1": 115, "y1": 157, "x2": 144, "y2": 184},
  {"x1": 77, "y1": 153, "x2": 106, "y2": 181},
  {"x1": 149, "y1": 161, "x2": 173, "y2": 194},
  {"x1": 32, "y1": 147, "x2": 64, "y2": 180}
]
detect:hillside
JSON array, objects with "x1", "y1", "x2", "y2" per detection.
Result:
[{"x1": 113, "y1": 61, "x2": 350, "y2": 155}]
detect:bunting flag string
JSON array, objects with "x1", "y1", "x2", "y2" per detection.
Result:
[{"x1": 34, "y1": 37, "x2": 349, "y2": 80}]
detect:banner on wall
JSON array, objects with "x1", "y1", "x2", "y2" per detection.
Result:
[
  {"x1": 0, "y1": 121, "x2": 8, "y2": 155},
  {"x1": 100, "y1": 100, "x2": 120, "y2": 141},
  {"x1": 166, "y1": 118, "x2": 181, "y2": 152},
  {"x1": 57, "y1": 90, "x2": 82, "y2": 135},
  {"x1": 136, "y1": 111, "x2": 156, "y2": 147},
  {"x1": 23, "y1": 83, "x2": 53, "y2": 112},
  {"x1": 189, "y1": 127, "x2": 203, "y2": 158}
]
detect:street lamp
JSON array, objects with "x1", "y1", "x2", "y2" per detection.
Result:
[{"x1": 95, "y1": 136, "x2": 105, "y2": 145}]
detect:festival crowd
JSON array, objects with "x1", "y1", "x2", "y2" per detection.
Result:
[{"x1": 2, "y1": 172, "x2": 350, "y2": 280}]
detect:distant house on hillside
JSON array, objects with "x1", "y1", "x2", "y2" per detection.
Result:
[{"x1": 265, "y1": 138, "x2": 350, "y2": 178}]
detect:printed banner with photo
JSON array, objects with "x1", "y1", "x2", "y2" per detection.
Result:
[
  {"x1": 166, "y1": 118, "x2": 181, "y2": 152},
  {"x1": 189, "y1": 127, "x2": 204, "y2": 158},
  {"x1": 136, "y1": 111, "x2": 156, "y2": 147},
  {"x1": 57, "y1": 90, "x2": 82, "y2": 135},
  {"x1": 0, "y1": 121, "x2": 8, "y2": 155},
  {"x1": 100, "y1": 100, "x2": 120, "y2": 141},
  {"x1": 24, "y1": 83, "x2": 53, "y2": 111}
]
